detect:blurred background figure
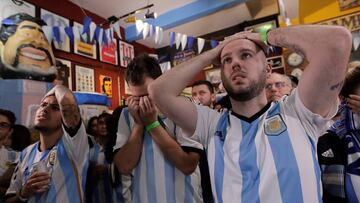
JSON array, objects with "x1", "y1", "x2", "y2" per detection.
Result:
[
  {"x1": 265, "y1": 72, "x2": 293, "y2": 102},
  {"x1": 87, "y1": 116, "x2": 99, "y2": 145},
  {"x1": 191, "y1": 80, "x2": 216, "y2": 108}
]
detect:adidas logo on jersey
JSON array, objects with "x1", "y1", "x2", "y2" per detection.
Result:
[{"x1": 321, "y1": 149, "x2": 334, "y2": 158}]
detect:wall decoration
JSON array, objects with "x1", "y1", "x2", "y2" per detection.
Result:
[
  {"x1": 99, "y1": 75, "x2": 112, "y2": 97},
  {"x1": 205, "y1": 68, "x2": 221, "y2": 86},
  {"x1": 75, "y1": 65, "x2": 94, "y2": 92},
  {"x1": 338, "y1": 0, "x2": 360, "y2": 11},
  {"x1": 124, "y1": 77, "x2": 131, "y2": 95},
  {"x1": 100, "y1": 39, "x2": 118, "y2": 65},
  {"x1": 172, "y1": 50, "x2": 195, "y2": 66},
  {"x1": 119, "y1": 41, "x2": 134, "y2": 67},
  {"x1": 74, "y1": 22, "x2": 97, "y2": 59},
  {"x1": 0, "y1": 13, "x2": 57, "y2": 82},
  {"x1": 316, "y1": 11, "x2": 360, "y2": 32},
  {"x1": 40, "y1": 9, "x2": 70, "y2": 52},
  {"x1": 0, "y1": 0, "x2": 35, "y2": 22},
  {"x1": 54, "y1": 58, "x2": 72, "y2": 90},
  {"x1": 267, "y1": 55, "x2": 284, "y2": 70}
]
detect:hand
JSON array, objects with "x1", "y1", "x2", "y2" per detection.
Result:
[
  {"x1": 348, "y1": 94, "x2": 360, "y2": 115},
  {"x1": 21, "y1": 172, "x2": 51, "y2": 198},
  {"x1": 139, "y1": 96, "x2": 158, "y2": 126},
  {"x1": 127, "y1": 96, "x2": 142, "y2": 125}
]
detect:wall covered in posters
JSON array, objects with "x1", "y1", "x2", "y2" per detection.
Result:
[
  {"x1": 0, "y1": 0, "x2": 35, "y2": 21},
  {"x1": 75, "y1": 65, "x2": 94, "y2": 92},
  {"x1": 54, "y1": 58, "x2": 72, "y2": 89},
  {"x1": 73, "y1": 22, "x2": 97, "y2": 59},
  {"x1": 99, "y1": 75, "x2": 112, "y2": 97},
  {"x1": 100, "y1": 39, "x2": 118, "y2": 65},
  {"x1": 119, "y1": 40, "x2": 134, "y2": 67}
]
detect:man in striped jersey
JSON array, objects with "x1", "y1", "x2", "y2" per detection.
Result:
[
  {"x1": 113, "y1": 54, "x2": 203, "y2": 203},
  {"x1": 149, "y1": 25, "x2": 352, "y2": 202},
  {"x1": 5, "y1": 85, "x2": 89, "y2": 203}
]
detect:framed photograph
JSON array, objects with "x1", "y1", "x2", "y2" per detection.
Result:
[
  {"x1": 205, "y1": 68, "x2": 221, "y2": 85},
  {"x1": 75, "y1": 65, "x2": 95, "y2": 92},
  {"x1": 124, "y1": 76, "x2": 131, "y2": 95},
  {"x1": 172, "y1": 50, "x2": 195, "y2": 66},
  {"x1": 119, "y1": 41, "x2": 134, "y2": 67},
  {"x1": 338, "y1": 0, "x2": 360, "y2": 11},
  {"x1": 100, "y1": 39, "x2": 118, "y2": 65},
  {"x1": 54, "y1": 58, "x2": 72, "y2": 90},
  {"x1": 0, "y1": 0, "x2": 35, "y2": 22},
  {"x1": 244, "y1": 20, "x2": 277, "y2": 34},
  {"x1": 99, "y1": 75, "x2": 112, "y2": 97},
  {"x1": 41, "y1": 9, "x2": 70, "y2": 52},
  {"x1": 74, "y1": 22, "x2": 97, "y2": 59},
  {"x1": 267, "y1": 55, "x2": 284, "y2": 69}
]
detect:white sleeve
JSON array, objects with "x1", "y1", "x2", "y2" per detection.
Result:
[
  {"x1": 284, "y1": 88, "x2": 338, "y2": 140},
  {"x1": 186, "y1": 105, "x2": 220, "y2": 147},
  {"x1": 6, "y1": 158, "x2": 24, "y2": 195},
  {"x1": 175, "y1": 127, "x2": 203, "y2": 150},
  {"x1": 113, "y1": 110, "x2": 132, "y2": 151},
  {"x1": 62, "y1": 122, "x2": 89, "y2": 165}
]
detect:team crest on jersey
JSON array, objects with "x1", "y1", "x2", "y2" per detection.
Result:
[
  {"x1": 48, "y1": 150, "x2": 57, "y2": 166},
  {"x1": 264, "y1": 114, "x2": 286, "y2": 136}
]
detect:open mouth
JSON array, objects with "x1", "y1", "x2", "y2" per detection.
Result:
[{"x1": 20, "y1": 46, "x2": 48, "y2": 61}]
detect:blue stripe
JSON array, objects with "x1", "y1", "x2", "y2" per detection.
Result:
[
  {"x1": 144, "y1": 132, "x2": 157, "y2": 203},
  {"x1": 46, "y1": 179, "x2": 57, "y2": 202},
  {"x1": 345, "y1": 174, "x2": 360, "y2": 203},
  {"x1": 164, "y1": 158, "x2": 175, "y2": 203},
  {"x1": 184, "y1": 175, "x2": 194, "y2": 203},
  {"x1": 266, "y1": 105, "x2": 303, "y2": 203},
  {"x1": 308, "y1": 136, "x2": 322, "y2": 202},
  {"x1": 123, "y1": 108, "x2": 131, "y2": 130},
  {"x1": 58, "y1": 139, "x2": 81, "y2": 203},
  {"x1": 239, "y1": 120, "x2": 260, "y2": 203}
]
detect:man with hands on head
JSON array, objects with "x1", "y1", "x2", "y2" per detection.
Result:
[
  {"x1": 5, "y1": 85, "x2": 88, "y2": 203},
  {"x1": 149, "y1": 25, "x2": 352, "y2": 203},
  {"x1": 113, "y1": 54, "x2": 203, "y2": 203}
]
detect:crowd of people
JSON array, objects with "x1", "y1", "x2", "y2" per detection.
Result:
[{"x1": 0, "y1": 24, "x2": 359, "y2": 203}]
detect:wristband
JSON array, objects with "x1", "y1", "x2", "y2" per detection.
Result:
[
  {"x1": 19, "y1": 188, "x2": 28, "y2": 202},
  {"x1": 146, "y1": 120, "x2": 160, "y2": 132}
]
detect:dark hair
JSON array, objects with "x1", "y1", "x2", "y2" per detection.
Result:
[
  {"x1": 340, "y1": 63, "x2": 360, "y2": 98},
  {"x1": 102, "y1": 77, "x2": 111, "y2": 92},
  {"x1": 11, "y1": 124, "x2": 31, "y2": 151},
  {"x1": 0, "y1": 13, "x2": 46, "y2": 44},
  {"x1": 192, "y1": 80, "x2": 214, "y2": 94},
  {"x1": 0, "y1": 108, "x2": 16, "y2": 126},
  {"x1": 86, "y1": 116, "x2": 98, "y2": 136},
  {"x1": 125, "y1": 54, "x2": 162, "y2": 85}
]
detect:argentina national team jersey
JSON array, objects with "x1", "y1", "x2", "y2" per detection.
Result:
[
  {"x1": 191, "y1": 88, "x2": 337, "y2": 203},
  {"x1": 114, "y1": 108, "x2": 203, "y2": 203},
  {"x1": 6, "y1": 123, "x2": 89, "y2": 203}
]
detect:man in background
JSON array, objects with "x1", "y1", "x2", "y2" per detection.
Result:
[
  {"x1": 265, "y1": 72, "x2": 293, "y2": 101},
  {"x1": 191, "y1": 80, "x2": 216, "y2": 108}
]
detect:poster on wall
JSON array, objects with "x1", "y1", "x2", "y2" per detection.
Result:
[
  {"x1": 172, "y1": 50, "x2": 195, "y2": 66},
  {"x1": 0, "y1": 0, "x2": 35, "y2": 22},
  {"x1": 54, "y1": 58, "x2": 72, "y2": 90},
  {"x1": 338, "y1": 0, "x2": 360, "y2": 11},
  {"x1": 100, "y1": 39, "x2": 118, "y2": 65},
  {"x1": 41, "y1": 9, "x2": 71, "y2": 52},
  {"x1": 99, "y1": 75, "x2": 112, "y2": 97},
  {"x1": 124, "y1": 76, "x2": 131, "y2": 95},
  {"x1": 119, "y1": 41, "x2": 134, "y2": 67},
  {"x1": 75, "y1": 65, "x2": 94, "y2": 92},
  {"x1": 74, "y1": 22, "x2": 97, "y2": 59}
]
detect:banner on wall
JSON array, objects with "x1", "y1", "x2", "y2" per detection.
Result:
[
  {"x1": 41, "y1": 9, "x2": 71, "y2": 52},
  {"x1": 100, "y1": 39, "x2": 118, "y2": 65},
  {"x1": 317, "y1": 11, "x2": 360, "y2": 32},
  {"x1": 119, "y1": 41, "x2": 134, "y2": 68},
  {"x1": 54, "y1": 58, "x2": 72, "y2": 90},
  {"x1": 99, "y1": 75, "x2": 112, "y2": 98},
  {"x1": 74, "y1": 22, "x2": 97, "y2": 59},
  {"x1": 75, "y1": 65, "x2": 94, "y2": 92}
]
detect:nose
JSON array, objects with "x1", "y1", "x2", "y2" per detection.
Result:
[{"x1": 231, "y1": 57, "x2": 242, "y2": 71}]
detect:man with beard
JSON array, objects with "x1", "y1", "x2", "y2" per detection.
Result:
[
  {"x1": 5, "y1": 85, "x2": 89, "y2": 203},
  {"x1": 0, "y1": 13, "x2": 57, "y2": 82},
  {"x1": 149, "y1": 25, "x2": 352, "y2": 202}
]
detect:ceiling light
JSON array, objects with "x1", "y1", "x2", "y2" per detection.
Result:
[{"x1": 145, "y1": 11, "x2": 157, "y2": 19}]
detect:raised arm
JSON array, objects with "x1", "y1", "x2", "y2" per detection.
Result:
[
  {"x1": 267, "y1": 25, "x2": 352, "y2": 117},
  {"x1": 148, "y1": 47, "x2": 222, "y2": 136}
]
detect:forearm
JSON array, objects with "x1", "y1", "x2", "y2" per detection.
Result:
[
  {"x1": 114, "y1": 125, "x2": 144, "y2": 175},
  {"x1": 149, "y1": 127, "x2": 200, "y2": 175}
]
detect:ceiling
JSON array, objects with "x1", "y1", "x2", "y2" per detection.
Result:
[{"x1": 70, "y1": 0, "x2": 299, "y2": 49}]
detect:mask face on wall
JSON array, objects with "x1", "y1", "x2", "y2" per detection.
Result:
[{"x1": 0, "y1": 13, "x2": 56, "y2": 82}]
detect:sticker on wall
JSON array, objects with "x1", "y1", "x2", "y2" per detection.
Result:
[
  {"x1": 41, "y1": 9, "x2": 70, "y2": 52},
  {"x1": 99, "y1": 75, "x2": 112, "y2": 98},
  {"x1": 100, "y1": 39, "x2": 118, "y2": 65},
  {"x1": 0, "y1": 0, "x2": 35, "y2": 22},
  {"x1": 74, "y1": 22, "x2": 97, "y2": 59},
  {"x1": 54, "y1": 58, "x2": 72, "y2": 90},
  {"x1": 75, "y1": 65, "x2": 94, "y2": 92},
  {"x1": 119, "y1": 40, "x2": 134, "y2": 68}
]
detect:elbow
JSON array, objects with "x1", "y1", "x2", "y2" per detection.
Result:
[
  {"x1": 118, "y1": 166, "x2": 133, "y2": 175},
  {"x1": 113, "y1": 153, "x2": 134, "y2": 175},
  {"x1": 332, "y1": 27, "x2": 353, "y2": 54}
]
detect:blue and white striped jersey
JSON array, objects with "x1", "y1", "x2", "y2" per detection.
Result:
[
  {"x1": 191, "y1": 89, "x2": 337, "y2": 203},
  {"x1": 6, "y1": 123, "x2": 89, "y2": 203},
  {"x1": 114, "y1": 108, "x2": 203, "y2": 203},
  {"x1": 0, "y1": 146, "x2": 19, "y2": 177}
]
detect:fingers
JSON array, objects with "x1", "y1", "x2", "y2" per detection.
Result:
[{"x1": 25, "y1": 172, "x2": 51, "y2": 194}]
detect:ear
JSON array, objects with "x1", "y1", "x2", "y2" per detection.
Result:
[
  {"x1": 211, "y1": 93, "x2": 216, "y2": 102},
  {"x1": 265, "y1": 63, "x2": 272, "y2": 76}
]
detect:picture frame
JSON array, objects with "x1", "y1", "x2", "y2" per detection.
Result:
[
  {"x1": 54, "y1": 58, "x2": 72, "y2": 90},
  {"x1": 338, "y1": 0, "x2": 360, "y2": 11},
  {"x1": 40, "y1": 9, "x2": 71, "y2": 52},
  {"x1": 119, "y1": 40, "x2": 134, "y2": 67},
  {"x1": 0, "y1": 0, "x2": 35, "y2": 22},
  {"x1": 100, "y1": 38, "x2": 118, "y2": 65},
  {"x1": 75, "y1": 65, "x2": 95, "y2": 92},
  {"x1": 267, "y1": 55, "x2": 284, "y2": 70},
  {"x1": 205, "y1": 68, "x2": 221, "y2": 85},
  {"x1": 124, "y1": 76, "x2": 131, "y2": 95},
  {"x1": 99, "y1": 75, "x2": 112, "y2": 98},
  {"x1": 244, "y1": 20, "x2": 277, "y2": 34},
  {"x1": 74, "y1": 22, "x2": 97, "y2": 59}
]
